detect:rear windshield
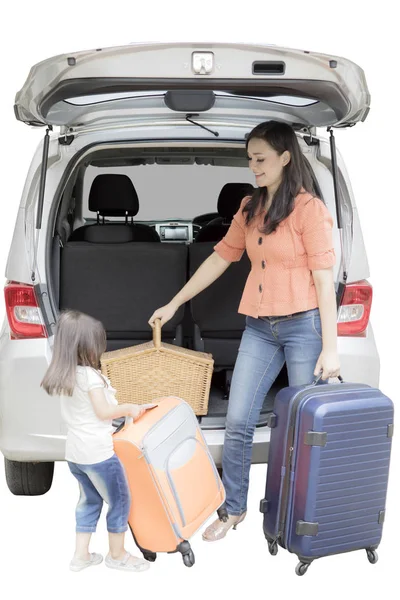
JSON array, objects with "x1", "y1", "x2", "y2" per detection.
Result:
[{"x1": 82, "y1": 163, "x2": 254, "y2": 221}]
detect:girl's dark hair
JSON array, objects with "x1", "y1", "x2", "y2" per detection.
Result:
[
  {"x1": 41, "y1": 310, "x2": 107, "y2": 396},
  {"x1": 244, "y1": 121, "x2": 315, "y2": 234}
]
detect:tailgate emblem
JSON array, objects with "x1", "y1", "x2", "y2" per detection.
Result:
[{"x1": 192, "y1": 52, "x2": 214, "y2": 75}]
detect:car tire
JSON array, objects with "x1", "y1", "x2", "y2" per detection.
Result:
[{"x1": 4, "y1": 458, "x2": 54, "y2": 496}]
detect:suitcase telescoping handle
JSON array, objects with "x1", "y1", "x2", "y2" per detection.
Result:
[{"x1": 312, "y1": 371, "x2": 344, "y2": 385}]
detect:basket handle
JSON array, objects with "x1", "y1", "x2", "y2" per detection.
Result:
[{"x1": 153, "y1": 318, "x2": 162, "y2": 349}]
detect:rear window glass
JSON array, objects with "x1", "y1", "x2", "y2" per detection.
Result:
[
  {"x1": 67, "y1": 91, "x2": 318, "y2": 107},
  {"x1": 66, "y1": 91, "x2": 165, "y2": 105},
  {"x1": 82, "y1": 163, "x2": 255, "y2": 221}
]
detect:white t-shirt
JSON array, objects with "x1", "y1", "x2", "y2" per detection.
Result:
[{"x1": 61, "y1": 366, "x2": 118, "y2": 465}]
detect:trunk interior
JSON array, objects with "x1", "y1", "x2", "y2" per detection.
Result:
[
  {"x1": 51, "y1": 144, "x2": 298, "y2": 427},
  {"x1": 204, "y1": 367, "x2": 287, "y2": 427}
]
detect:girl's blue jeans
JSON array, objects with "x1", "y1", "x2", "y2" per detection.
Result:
[{"x1": 68, "y1": 454, "x2": 130, "y2": 534}]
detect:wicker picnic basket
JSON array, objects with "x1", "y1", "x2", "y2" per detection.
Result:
[{"x1": 100, "y1": 319, "x2": 214, "y2": 415}]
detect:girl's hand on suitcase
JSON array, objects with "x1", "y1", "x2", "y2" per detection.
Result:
[
  {"x1": 314, "y1": 350, "x2": 340, "y2": 380},
  {"x1": 148, "y1": 302, "x2": 178, "y2": 328},
  {"x1": 127, "y1": 404, "x2": 155, "y2": 421}
]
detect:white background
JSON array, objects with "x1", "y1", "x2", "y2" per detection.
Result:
[{"x1": 0, "y1": 2, "x2": 398, "y2": 598}]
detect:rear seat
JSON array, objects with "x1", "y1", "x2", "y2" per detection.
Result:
[
  {"x1": 60, "y1": 242, "x2": 187, "y2": 350},
  {"x1": 194, "y1": 182, "x2": 253, "y2": 243},
  {"x1": 70, "y1": 173, "x2": 160, "y2": 242},
  {"x1": 189, "y1": 242, "x2": 251, "y2": 369},
  {"x1": 190, "y1": 184, "x2": 253, "y2": 371},
  {"x1": 62, "y1": 177, "x2": 250, "y2": 357}
]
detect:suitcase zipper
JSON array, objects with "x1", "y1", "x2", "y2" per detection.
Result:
[{"x1": 275, "y1": 387, "x2": 312, "y2": 545}]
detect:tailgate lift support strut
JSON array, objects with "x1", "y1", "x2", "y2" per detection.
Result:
[
  {"x1": 328, "y1": 127, "x2": 348, "y2": 309},
  {"x1": 31, "y1": 126, "x2": 55, "y2": 337}
]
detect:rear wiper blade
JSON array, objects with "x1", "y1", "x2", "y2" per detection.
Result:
[{"x1": 186, "y1": 113, "x2": 219, "y2": 137}]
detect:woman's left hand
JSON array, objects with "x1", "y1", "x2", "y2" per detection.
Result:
[{"x1": 314, "y1": 350, "x2": 340, "y2": 381}]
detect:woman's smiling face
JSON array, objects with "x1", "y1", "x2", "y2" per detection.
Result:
[{"x1": 247, "y1": 137, "x2": 290, "y2": 192}]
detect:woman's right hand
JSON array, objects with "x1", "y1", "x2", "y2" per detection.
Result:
[{"x1": 148, "y1": 302, "x2": 178, "y2": 329}]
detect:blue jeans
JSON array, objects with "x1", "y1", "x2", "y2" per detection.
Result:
[
  {"x1": 68, "y1": 454, "x2": 131, "y2": 534},
  {"x1": 222, "y1": 308, "x2": 324, "y2": 516}
]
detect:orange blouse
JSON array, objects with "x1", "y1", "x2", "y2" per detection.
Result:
[{"x1": 213, "y1": 191, "x2": 336, "y2": 318}]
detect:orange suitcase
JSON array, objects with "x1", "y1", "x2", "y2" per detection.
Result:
[{"x1": 113, "y1": 396, "x2": 225, "y2": 567}]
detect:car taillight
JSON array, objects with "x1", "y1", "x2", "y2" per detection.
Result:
[
  {"x1": 337, "y1": 280, "x2": 372, "y2": 337},
  {"x1": 4, "y1": 282, "x2": 47, "y2": 340}
]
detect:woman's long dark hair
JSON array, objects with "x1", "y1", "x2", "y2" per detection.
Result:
[{"x1": 243, "y1": 121, "x2": 315, "y2": 234}]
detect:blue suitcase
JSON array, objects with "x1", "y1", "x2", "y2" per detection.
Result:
[{"x1": 260, "y1": 377, "x2": 394, "y2": 575}]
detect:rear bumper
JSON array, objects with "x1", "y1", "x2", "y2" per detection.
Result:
[
  {"x1": 204, "y1": 426, "x2": 271, "y2": 466},
  {"x1": 0, "y1": 321, "x2": 379, "y2": 463}
]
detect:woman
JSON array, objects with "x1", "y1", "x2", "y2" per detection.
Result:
[{"x1": 148, "y1": 120, "x2": 340, "y2": 542}]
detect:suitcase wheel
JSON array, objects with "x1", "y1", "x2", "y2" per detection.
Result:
[
  {"x1": 366, "y1": 549, "x2": 378, "y2": 565},
  {"x1": 177, "y1": 541, "x2": 195, "y2": 568},
  {"x1": 143, "y1": 551, "x2": 157, "y2": 563},
  {"x1": 182, "y1": 549, "x2": 195, "y2": 568},
  {"x1": 217, "y1": 506, "x2": 229, "y2": 523},
  {"x1": 268, "y1": 540, "x2": 278, "y2": 556},
  {"x1": 295, "y1": 562, "x2": 310, "y2": 576}
]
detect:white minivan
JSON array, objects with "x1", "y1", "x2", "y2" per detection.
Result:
[{"x1": 0, "y1": 42, "x2": 377, "y2": 496}]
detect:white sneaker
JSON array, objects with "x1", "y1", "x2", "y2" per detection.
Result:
[
  {"x1": 69, "y1": 552, "x2": 103, "y2": 572},
  {"x1": 105, "y1": 552, "x2": 150, "y2": 572}
]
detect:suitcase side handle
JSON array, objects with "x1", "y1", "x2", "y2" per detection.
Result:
[
  {"x1": 124, "y1": 404, "x2": 159, "y2": 427},
  {"x1": 312, "y1": 372, "x2": 344, "y2": 385},
  {"x1": 113, "y1": 404, "x2": 159, "y2": 434}
]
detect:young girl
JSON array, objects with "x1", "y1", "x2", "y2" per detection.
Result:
[{"x1": 42, "y1": 310, "x2": 153, "y2": 572}]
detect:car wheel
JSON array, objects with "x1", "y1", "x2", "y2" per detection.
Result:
[{"x1": 4, "y1": 458, "x2": 54, "y2": 496}]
